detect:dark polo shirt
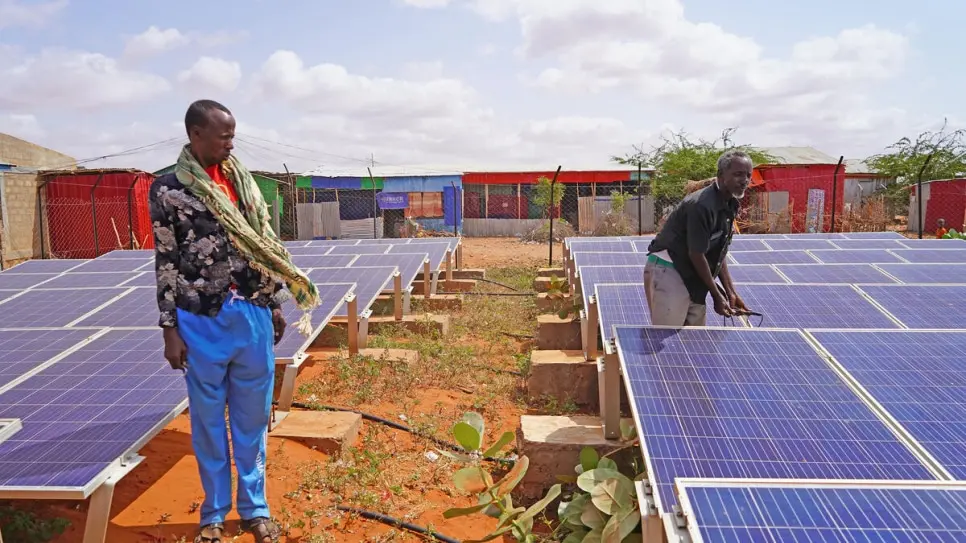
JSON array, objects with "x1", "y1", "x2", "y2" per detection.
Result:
[{"x1": 647, "y1": 182, "x2": 739, "y2": 304}]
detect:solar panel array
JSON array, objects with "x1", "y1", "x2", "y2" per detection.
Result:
[{"x1": 0, "y1": 236, "x2": 458, "y2": 498}]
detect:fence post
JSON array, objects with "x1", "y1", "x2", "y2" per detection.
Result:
[
  {"x1": 548, "y1": 165, "x2": 562, "y2": 267},
  {"x1": 637, "y1": 163, "x2": 644, "y2": 235},
  {"x1": 127, "y1": 176, "x2": 139, "y2": 249},
  {"x1": 90, "y1": 173, "x2": 105, "y2": 258},
  {"x1": 37, "y1": 179, "x2": 46, "y2": 259},
  {"x1": 830, "y1": 156, "x2": 843, "y2": 233},
  {"x1": 916, "y1": 154, "x2": 934, "y2": 239},
  {"x1": 367, "y1": 167, "x2": 377, "y2": 239}
]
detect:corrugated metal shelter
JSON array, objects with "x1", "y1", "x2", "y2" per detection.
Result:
[
  {"x1": 152, "y1": 164, "x2": 284, "y2": 214},
  {"x1": 750, "y1": 147, "x2": 845, "y2": 233}
]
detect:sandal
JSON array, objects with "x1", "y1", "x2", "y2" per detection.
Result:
[
  {"x1": 241, "y1": 516, "x2": 281, "y2": 543},
  {"x1": 194, "y1": 522, "x2": 225, "y2": 543}
]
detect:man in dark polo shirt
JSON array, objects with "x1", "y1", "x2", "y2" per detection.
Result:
[{"x1": 643, "y1": 150, "x2": 752, "y2": 326}]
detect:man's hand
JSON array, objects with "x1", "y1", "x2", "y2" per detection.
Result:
[
  {"x1": 162, "y1": 327, "x2": 188, "y2": 371},
  {"x1": 729, "y1": 291, "x2": 749, "y2": 314},
  {"x1": 712, "y1": 292, "x2": 733, "y2": 317},
  {"x1": 272, "y1": 309, "x2": 286, "y2": 345}
]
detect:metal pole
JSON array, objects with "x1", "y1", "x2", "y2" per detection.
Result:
[
  {"x1": 830, "y1": 156, "x2": 843, "y2": 233},
  {"x1": 548, "y1": 165, "x2": 562, "y2": 267},
  {"x1": 367, "y1": 167, "x2": 377, "y2": 239},
  {"x1": 283, "y1": 163, "x2": 296, "y2": 240},
  {"x1": 451, "y1": 181, "x2": 458, "y2": 238},
  {"x1": 127, "y1": 176, "x2": 139, "y2": 249},
  {"x1": 637, "y1": 162, "x2": 643, "y2": 235},
  {"x1": 916, "y1": 153, "x2": 935, "y2": 239},
  {"x1": 90, "y1": 173, "x2": 105, "y2": 257}
]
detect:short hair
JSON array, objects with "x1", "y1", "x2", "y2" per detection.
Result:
[
  {"x1": 185, "y1": 99, "x2": 232, "y2": 134},
  {"x1": 716, "y1": 149, "x2": 752, "y2": 176}
]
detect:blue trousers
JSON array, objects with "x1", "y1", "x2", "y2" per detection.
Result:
[{"x1": 177, "y1": 294, "x2": 274, "y2": 526}]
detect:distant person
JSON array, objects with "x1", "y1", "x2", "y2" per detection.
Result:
[
  {"x1": 149, "y1": 99, "x2": 319, "y2": 543},
  {"x1": 643, "y1": 150, "x2": 751, "y2": 325},
  {"x1": 937, "y1": 218, "x2": 949, "y2": 238}
]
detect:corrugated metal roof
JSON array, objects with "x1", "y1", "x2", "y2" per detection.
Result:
[
  {"x1": 761, "y1": 146, "x2": 839, "y2": 165},
  {"x1": 300, "y1": 162, "x2": 644, "y2": 177}
]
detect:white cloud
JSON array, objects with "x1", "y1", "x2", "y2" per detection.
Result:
[
  {"x1": 193, "y1": 29, "x2": 250, "y2": 48},
  {"x1": 0, "y1": 48, "x2": 170, "y2": 111},
  {"x1": 399, "y1": 0, "x2": 450, "y2": 7},
  {"x1": 0, "y1": 113, "x2": 45, "y2": 141},
  {"x1": 123, "y1": 26, "x2": 190, "y2": 60},
  {"x1": 0, "y1": 0, "x2": 66, "y2": 29},
  {"x1": 177, "y1": 57, "x2": 242, "y2": 94}
]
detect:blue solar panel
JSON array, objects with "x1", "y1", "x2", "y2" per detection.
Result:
[
  {"x1": 898, "y1": 238, "x2": 966, "y2": 249},
  {"x1": 292, "y1": 254, "x2": 356, "y2": 269},
  {"x1": 616, "y1": 326, "x2": 936, "y2": 514},
  {"x1": 40, "y1": 272, "x2": 136, "y2": 289},
  {"x1": 350, "y1": 254, "x2": 427, "y2": 287},
  {"x1": 578, "y1": 266, "x2": 645, "y2": 310},
  {"x1": 388, "y1": 243, "x2": 449, "y2": 271},
  {"x1": 831, "y1": 239, "x2": 907, "y2": 250},
  {"x1": 678, "y1": 481, "x2": 966, "y2": 542},
  {"x1": 286, "y1": 246, "x2": 333, "y2": 256},
  {"x1": 875, "y1": 263, "x2": 966, "y2": 284},
  {"x1": 0, "y1": 329, "x2": 97, "y2": 390},
  {"x1": 0, "y1": 290, "x2": 19, "y2": 303},
  {"x1": 735, "y1": 284, "x2": 900, "y2": 329},
  {"x1": 0, "y1": 329, "x2": 186, "y2": 490},
  {"x1": 572, "y1": 252, "x2": 648, "y2": 276},
  {"x1": 72, "y1": 287, "x2": 157, "y2": 328},
  {"x1": 726, "y1": 265, "x2": 787, "y2": 283},
  {"x1": 0, "y1": 273, "x2": 57, "y2": 290},
  {"x1": 728, "y1": 239, "x2": 770, "y2": 252},
  {"x1": 858, "y1": 285, "x2": 966, "y2": 329},
  {"x1": 892, "y1": 249, "x2": 966, "y2": 263},
  {"x1": 4, "y1": 260, "x2": 86, "y2": 274},
  {"x1": 810, "y1": 330, "x2": 966, "y2": 479},
  {"x1": 308, "y1": 267, "x2": 397, "y2": 316},
  {"x1": 94, "y1": 250, "x2": 152, "y2": 260},
  {"x1": 764, "y1": 239, "x2": 837, "y2": 251},
  {"x1": 567, "y1": 240, "x2": 636, "y2": 253},
  {"x1": 117, "y1": 271, "x2": 156, "y2": 288},
  {"x1": 774, "y1": 264, "x2": 896, "y2": 284},
  {"x1": 782, "y1": 233, "x2": 848, "y2": 239},
  {"x1": 327, "y1": 245, "x2": 391, "y2": 256},
  {"x1": 0, "y1": 288, "x2": 128, "y2": 327},
  {"x1": 409, "y1": 237, "x2": 460, "y2": 252},
  {"x1": 841, "y1": 231, "x2": 905, "y2": 239},
  {"x1": 274, "y1": 283, "x2": 353, "y2": 363},
  {"x1": 810, "y1": 249, "x2": 904, "y2": 264},
  {"x1": 730, "y1": 251, "x2": 818, "y2": 265},
  {"x1": 594, "y1": 284, "x2": 650, "y2": 343},
  {"x1": 69, "y1": 259, "x2": 150, "y2": 273},
  {"x1": 303, "y1": 240, "x2": 361, "y2": 247},
  {"x1": 284, "y1": 240, "x2": 310, "y2": 248}
]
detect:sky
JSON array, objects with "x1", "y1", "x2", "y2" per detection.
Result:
[{"x1": 0, "y1": 0, "x2": 960, "y2": 174}]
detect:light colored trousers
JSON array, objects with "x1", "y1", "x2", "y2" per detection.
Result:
[{"x1": 643, "y1": 259, "x2": 707, "y2": 326}]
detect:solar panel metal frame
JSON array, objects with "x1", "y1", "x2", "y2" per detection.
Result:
[
  {"x1": 349, "y1": 253, "x2": 428, "y2": 288},
  {"x1": 613, "y1": 324, "x2": 946, "y2": 516},
  {"x1": 890, "y1": 248, "x2": 966, "y2": 263},
  {"x1": 285, "y1": 246, "x2": 335, "y2": 256},
  {"x1": 872, "y1": 263, "x2": 966, "y2": 285},
  {"x1": 1, "y1": 260, "x2": 87, "y2": 274},
  {"x1": 93, "y1": 250, "x2": 153, "y2": 261},
  {"x1": 772, "y1": 263, "x2": 898, "y2": 285},
  {"x1": 728, "y1": 250, "x2": 820, "y2": 265},
  {"x1": 725, "y1": 264, "x2": 789, "y2": 284},
  {"x1": 0, "y1": 273, "x2": 58, "y2": 290},
  {"x1": 840, "y1": 231, "x2": 905, "y2": 239},
  {"x1": 852, "y1": 283, "x2": 966, "y2": 329},
  {"x1": 571, "y1": 252, "x2": 649, "y2": 279},
  {"x1": 67, "y1": 259, "x2": 153, "y2": 273},
  {"x1": 308, "y1": 266, "x2": 399, "y2": 316},
  {"x1": 273, "y1": 282, "x2": 356, "y2": 365},
  {"x1": 387, "y1": 243, "x2": 450, "y2": 272},
  {"x1": 39, "y1": 271, "x2": 142, "y2": 289},
  {"x1": 673, "y1": 478, "x2": 966, "y2": 543},
  {"x1": 0, "y1": 287, "x2": 133, "y2": 328},
  {"x1": 732, "y1": 282, "x2": 905, "y2": 329},
  {"x1": 578, "y1": 265, "x2": 646, "y2": 310},
  {"x1": 761, "y1": 239, "x2": 838, "y2": 251},
  {"x1": 593, "y1": 283, "x2": 652, "y2": 347},
  {"x1": 808, "y1": 248, "x2": 908, "y2": 264},
  {"x1": 897, "y1": 238, "x2": 966, "y2": 249},
  {"x1": 829, "y1": 238, "x2": 908, "y2": 250},
  {"x1": 67, "y1": 287, "x2": 160, "y2": 328},
  {"x1": 291, "y1": 254, "x2": 359, "y2": 269}
]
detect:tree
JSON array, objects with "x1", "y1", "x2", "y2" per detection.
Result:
[
  {"x1": 611, "y1": 128, "x2": 775, "y2": 200},
  {"x1": 532, "y1": 175, "x2": 565, "y2": 218}
]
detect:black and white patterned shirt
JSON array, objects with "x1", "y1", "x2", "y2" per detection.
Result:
[{"x1": 148, "y1": 173, "x2": 286, "y2": 329}]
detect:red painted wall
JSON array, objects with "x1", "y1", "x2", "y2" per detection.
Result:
[
  {"x1": 755, "y1": 164, "x2": 845, "y2": 233},
  {"x1": 45, "y1": 171, "x2": 154, "y2": 259},
  {"x1": 913, "y1": 179, "x2": 966, "y2": 233},
  {"x1": 463, "y1": 170, "x2": 633, "y2": 185}
]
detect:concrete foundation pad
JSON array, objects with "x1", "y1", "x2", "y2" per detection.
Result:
[
  {"x1": 537, "y1": 268, "x2": 566, "y2": 278},
  {"x1": 517, "y1": 415, "x2": 634, "y2": 498},
  {"x1": 528, "y1": 350, "x2": 598, "y2": 407},
  {"x1": 536, "y1": 314, "x2": 582, "y2": 350},
  {"x1": 536, "y1": 292, "x2": 571, "y2": 313},
  {"x1": 453, "y1": 268, "x2": 486, "y2": 280},
  {"x1": 269, "y1": 410, "x2": 362, "y2": 454},
  {"x1": 414, "y1": 294, "x2": 463, "y2": 311},
  {"x1": 441, "y1": 279, "x2": 477, "y2": 293},
  {"x1": 369, "y1": 313, "x2": 450, "y2": 336}
]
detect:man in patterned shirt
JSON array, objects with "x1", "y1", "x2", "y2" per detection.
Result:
[{"x1": 149, "y1": 100, "x2": 292, "y2": 543}]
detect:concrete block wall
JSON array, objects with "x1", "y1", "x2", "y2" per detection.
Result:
[
  {"x1": 0, "y1": 172, "x2": 43, "y2": 267},
  {"x1": 0, "y1": 133, "x2": 75, "y2": 169}
]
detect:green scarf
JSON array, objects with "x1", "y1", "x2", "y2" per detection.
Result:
[{"x1": 174, "y1": 144, "x2": 319, "y2": 336}]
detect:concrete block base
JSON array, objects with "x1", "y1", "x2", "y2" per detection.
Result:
[
  {"x1": 413, "y1": 294, "x2": 463, "y2": 311},
  {"x1": 369, "y1": 313, "x2": 450, "y2": 336},
  {"x1": 537, "y1": 267, "x2": 566, "y2": 278},
  {"x1": 453, "y1": 268, "x2": 486, "y2": 280},
  {"x1": 517, "y1": 415, "x2": 633, "y2": 498},
  {"x1": 269, "y1": 410, "x2": 362, "y2": 454},
  {"x1": 536, "y1": 292, "x2": 571, "y2": 313},
  {"x1": 528, "y1": 350, "x2": 598, "y2": 407},
  {"x1": 440, "y1": 279, "x2": 477, "y2": 293},
  {"x1": 536, "y1": 314, "x2": 582, "y2": 350}
]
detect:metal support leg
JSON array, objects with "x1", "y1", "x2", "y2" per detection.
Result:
[
  {"x1": 403, "y1": 288, "x2": 412, "y2": 315},
  {"x1": 586, "y1": 297, "x2": 599, "y2": 361},
  {"x1": 82, "y1": 456, "x2": 143, "y2": 543},
  {"x1": 600, "y1": 352, "x2": 621, "y2": 440},
  {"x1": 346, "y1": 295, "x2": 359, "y2": 355},
  {"x1": 423, "y1": 261, "x2": 431, "y2": 300},
  {"x1": 431, "y1": 271, "x2": 440, "y2": 296},
  {"x1": 445, "y1": 250, "x2": 453, "y2": 284},
  {"x1": 358, "y1": 312, "x2": 371, "y2": 349},
  {"x1": 276, "y1": 363, "x2": 299, "y2": 411},
  {"x1": 393, "y1": 274, "x2": 403, "y2": 320}
]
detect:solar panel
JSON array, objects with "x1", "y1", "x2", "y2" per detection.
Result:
[
  {"x1": 0, "y1": 288, "x2": 128, "y2": 328},
  {"x1": 782, "y1": 233, "x2": 847, "y2": 239},
  {"x1": 0, "y1": 329, "x2": 186, "y2": 491},
  {"x1": 899, "y1": 238, "x2": 966, "y2": 249},
  {"x1": 729, "y1": 251, "x2": 818, "y2": 265},
  {"x1": 292, "y1": 254, "x2": 356, "y2": 269},
  {"x1": 809, "y1": 249, "x2": 904, "y2": 264},
  {"x1": 810, "y1": 329, "x2": 966, "y2": 479},
  {"x1": 841, "y1": 231, "x2": 905, "y2": 239},
  {"x1": 284, "y1": 240, "x2": 310, "y2": 248},
  {"x1": 593, "y1": 284, "x2": 650, "y2": 343},
  {"x1": 734, "y1": 284, "x2": 901, "y2": 329},
  {"x1": 774, "y1": 264, "x2": 896, "y2": 284},
  {"x1": 830, "y1": 239, "x2": 907, "y2": 250},
  {"x1": 285, "y1": 246, "x2": 333, "y2": 256},
  {"x1": 409, "y1": 237, "x2": 460, "y2": 252},
  {"x1": 676, "y1": 480, "x2": 966, "y2": 543},
  {"x1": 40, "y1": 272, "x2": 138, "y2": 289},
  {"x1": 726, "y1": 265, "x2": 787, "y2": 283},
  {"x1": 117, "y1": 271, "x2": 157, "y2": 288},
  {"x1": 308, "y1": 267, "x2": 397, "y2": 316},
  {"x1": 349, "y1": 254, "x2": 427, "y2": 287},
  {"x1": 388, "y1": 243, "x2": 449, "y2": 271},
  {"x1": 0, "y1": 329, "x2": 98, "y2": 391},
  {"x1": 857, "y1": 285, "x2": 966, "y2": 329},
  {"x1": 891, "y1": 249, "x2": 966, "y2": 263},
  {"x1": 273, "y1": 283, "x2": 354, "y2": 363},
  {"x1": 94, "y1": 250, "x2": 153, "y2": 260},
  {"x1": 875, "y1": 263, "x2": 966, "y2": 284},
  {"x1": 631, "y1": 240, "x2": 652, "y2": 253},
  {"x1": 0, "y1": 290, "x2": 19, "y2": 303},
  {"x1": 0, "y1": 273, "x2": 57, "y2": 290},
  {"x1": 615, "y1": 326, "x2": 936, "y2": 514},
  {"x1": 3, "y1": 260, "x2": 86, "y2": 274},
  {"x1": 327, "y1": 245, "x2": 391, "y2": 256},
  {"x1": 72, "y1": 287, "x2": 158, "y2": 328},
  {"x1": 68, "y1": 259, "x2": 151, "y2": 273},
  {"x1": 572, "y1": 252, "x2": 648, "y2": 276},
  {"x1": 578, "y1": 266, "x2": 645, "y2": 310},
  {"x1": 763, "y1": 239, "x2": 837, "y2": 251},
  {"x1": 727, "y1": 239, "x2": 770, "y2": 252},
  {"x1": 303, "y1": 239, "x2": 361, "y2": 247},
  {"x1": 566, "y1": 240, "x2": 636, "y2": 253}
]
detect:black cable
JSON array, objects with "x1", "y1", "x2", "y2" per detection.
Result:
[
  {"x1": 461, "y1": 292, "x2": 535, "y2": 297},
  {"x1": 337, "y1": 506, "x2": 461, "y2": 543},
  {"x1": 473, "y1": 278, "x2": 521, "y2": 291},
  {"x1": 282, "y1": 401, "x2": 514, "y2": 464}
]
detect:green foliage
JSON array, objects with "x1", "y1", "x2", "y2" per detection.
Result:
[
  {"x1": 611, "y1": 128, "x2": 774, "y2": 200},
  {"x1": 543, "y1": 275, "x2": 581, "y2": 320},
  {"x1": 443, "y1": 412, "x2": 561, "y2": 543},
  {"x1": 943, "y1": 228, "x2": 966, "y2": 240},
  {"x1": 533, "y1": 176, "x2": 565, "y2": 216},
  {"x1": 0, "y1": 507, "x2": 70, "y2": 543},
  {"x1": 609, "y1": 192, "x2": 630, "y2": 214}
]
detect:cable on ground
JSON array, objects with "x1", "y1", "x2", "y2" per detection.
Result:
[{"x1": 337, "y1": 505, "x2": 461, "y2": 543}]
